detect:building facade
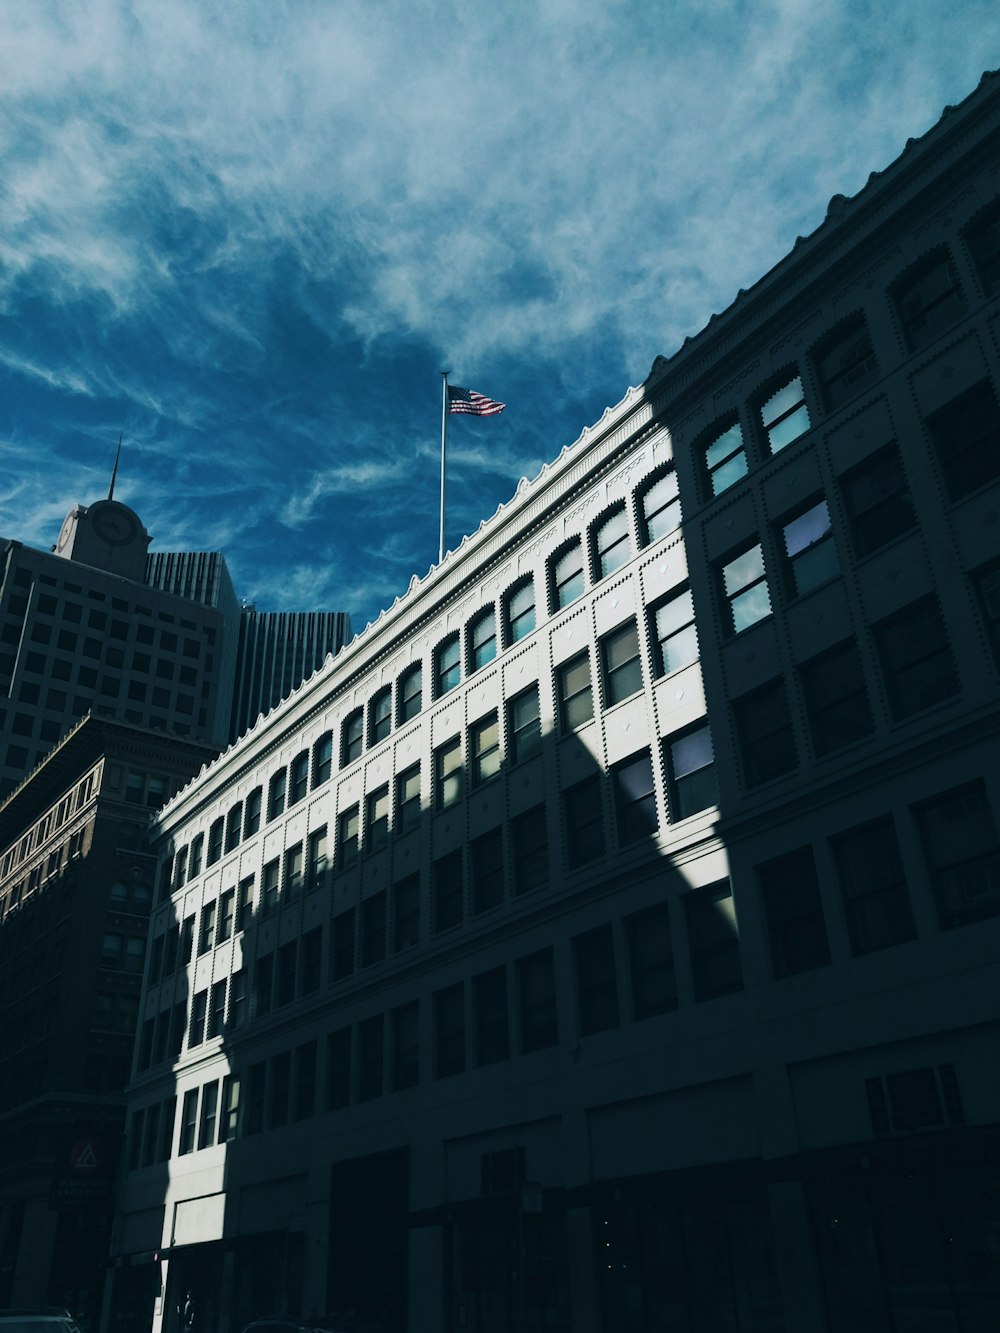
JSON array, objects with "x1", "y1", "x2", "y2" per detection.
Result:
[
  {"x1": 113, "y1": 73, "x2": 1000, "y2": 1332},
  {"x1": 0, "y1": 718, "x2": 217, "y2": 1324}
]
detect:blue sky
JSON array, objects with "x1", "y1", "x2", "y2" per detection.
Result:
[{"x1": 1, "y1": 2, "x2": 997, "y2": 634}]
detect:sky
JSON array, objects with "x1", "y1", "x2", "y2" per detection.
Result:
[{"x1": 1, "y1": 2, "x2": 997, "y2": 636}]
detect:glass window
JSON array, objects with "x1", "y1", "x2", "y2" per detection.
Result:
[
  {"x1": 761, "y1": 375, "x2": 810, "y2": 453},
  {"x1": 267, "y1": 769, "x2": 286, "y2": 822},
  {"x1": 720, "y1": 543, "x2": 772, "y2": 634},
  {"x1": 188, "y1": 990, "x2": 207, "y2": 1047},
  {"x1": 369, "y1": 688, "x2": 392, "y2": 746},
  {"x1": 472, "y1": 827, "x2": 504, "y2": 914},
  {"x1": 831, "y1": 817, "x2": 917, "y2": 955},
  {"x1": 593, "y1": 506, "x2": 631, "y2": 580},
  {"x1": 557, "y1": 651, "x2": 594, "y2": 729},
  {"x1": 218, "y1": 888, "x2": 235, "y2": 942},
  {"x1": 469, "y1": 608, "x2": 497, "y2": 672},
  {"x1": 915, "y1": 780, "x2": 1000, "y2": 929},
  {"x1": 358, "y1": 1015, "x2": 384, "y2": 1101},
  {"x1": 665, "y1": 723, "x2": 718, "y2": 820},
  {"x1": 684, "y1": 880, "x2": 743, "y2": 1001},
  {"x1": 396, "y1": 763, "x2": 421, "y2": 831},
  {"x1": 800, "y1": 641, "x2": 874, "y2": 757},
  {"x1": 338, "y1": 805, "x2": 360, "y2": 868},
  {"x1": 517, "y1": 948, "x2": 558, "y2": 1052},
  {"x1": 874, "y1": 597, "x2": 959, "y2": 721},
  {"x1": 312, "y1": 731, "x2": 333, "y2": 786},
  {"x1": 366, "y1": 785, "x2": 390, "y2": 852},
  {"x1": 734, "y1": 679, "x2": 797, "y2": 788},
  {"x1": 840, "y1": 445, "x2": 915, "y2": 558},
  {"x1": 433, "y1": 850, "x2": 463, "y2": 932},
  {"x1": 361, "y1": 892, "x2": 386, "y2": 966},
  {"x1": 284, "y1": 842, "x2": 303, "y2": 901},
  {"x1": 262, "y1": 859, "x2": 280, "y2": 915},
  {"x1": 650, "y1": 586, "x2": 697, "y2": 677},
  {"x1": 435, "y1": 737, "x2": 462, "y2": 810},
  {"x1": 975, "y1": 561, "x2": 1000, "y2": 668},
  {"x1": 612, "y1": 751, "x2": 658, "y2": 846},
  {"x1": 925, "y1": 380, "x2": 1000, "y2": 502},
  {"x1": 601, "y1": 619, "x2": 643, "y2": 706},
  {"x1": 198, "y1": 902, "x2": 215, "y2": 955},
  {"x1": 243, "y1": 787, "x2": 262, "y2": 838},
  {"x1": 326, "y1": 1029, "x2": 352, "y2": 1109},
  {"x1": 892, "y1": 247, "x2": 965, "y2": 350},
  {"x1": 757, "y1": 847, "x2": 831, "y2": 978},
  {"x1": 625, "y1": 904, "x2": 677, "y2": 1019},
  {"x1": 392, "y1": 874, "x2": 420, "y2": 951},
  {"x1": 207, "y1": 818, "x2": 224, "y2": 866},
  {"x1": 550, "y1": 539, "x2": 585, "y2": 612},
  {"x1": 780, "y1": 499, "x2": 838, "y2": 598},
  {"x1": 391, "y1": 1001, "x2": 420, "y2": 1091},
  {"x1": 511, "y1": 804, "x2": 547, "y2": 896},
  {"x1": 179, "y1": 1089, "x2": 198, "y2": 1155},
  {"x1": 640, "y1": 468, "x2": 680, "y2": 544},
  {"x1": 470, "y1": 712, "x2": 501, "y2": 786},
  {"x1": 225, "y1": 803, "x2": 242, "y2": 853},
  {"x1": 473, "y1": 967, "x2": 509, "y2": 1066},
  {"x1": 331, "y1": 909, "x2": 355, "y2": 979},
  {"x1": 563, "y1": 775, "x2": 605, "y2": 869},
  {"x1": 342, "y1": 709, "x2": 364, "y2": 765},
  {"x1": 814, "y1": 315, "x2": 878, "y2": 412},
  {"x1": 504, "y1": 578, "x2": 536, "y2": 645},
  {"x1": 573, "y1": 925, "x2": 619, "y2": 1035},
  {"x1": 508, "y1": 684, "x2": 541, "y2": 763},
  {"x1": 434, "y1": 983, "x2": 466, "y2": 1078},
  {"x1": 435, "y1": 634, "x2": 461, "y2": 697},
  {"x1": 398, "y1": 662, "x2": 422, "y2": 722},
  {"x1": 965, "y1": 197, "x2": 1000, "y2": 297},
  {"x1": 306, "y1": 826, "x2": 329, "y2": 890}
]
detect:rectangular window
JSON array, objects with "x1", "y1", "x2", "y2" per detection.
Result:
[
  {"x1": 966, "y1": 199, "x2": 1000, "y2": 297},
  {"x1": 758, "y1": 847, "x2": 831, "y2": 978},
  {"x1": 511, "y1": 804, "x2": 547, "y2": 895},
  {"x1": 761, "y1": 375, "x2": 810, "y2": 453},
  {"x1": 312, "y1": 731, "x2": 333, "y2": 786},
  {"x1": 236, "y1": 875, "x2": 254, "y2": 932},
  {"x1": 267, "y1": 1052, "x2": 290, "y2": 1129},
  {"x1": 665, "y1": 723, "x2": 718, "y2": 820},
  {"x1": 208, "y1": 818, "x2": 224, "y2": 865},
  {"x1": 267, "y1": 769, "x2": 286, "y2": 822},
  {"x1": 915, "y1": 780, "x2": 1000, "y2": 929},
  {"x1": 472, "y1": 827, "x2": 504, "y2": 913},
  {"x1": 366, "y1": 785, "x2": 390, "y2": 852},
  {"x1": 188, "y1": 990, "x2": 207, "y2": 1047},
  {"x1": 780, "y1": 499, "x2": 838, "y2": 598},
  {"x1": 244, "y1": 1063, "x2": 265, "y2": 1136},
  {"x1": 625, "y1": 904, "x2": 677, "y2": 1019},
  {"x1": 814, "y1": 316, "x2": 877, "y2": 412},
  {"x1": 874, "y1": 597, "x2": 959, "y2": 721},
  {"x1": 473, "y1": 967, "x2": 509, "y2": 1066},
  {"x1": 601, "y1": 619, "x2": 642, "y2": 706},
  {"x1": 396, "y1": 764, "x2": 421, "y2": 831},
  {"x1": 841, "y1": 445, "x2": 915, "y2": 559},
  {"x1": 564, "y1": 776, "x2": 605, "y2": 869},
  {"x1": 398, "y1": 662, "x2": 422, "y2": 722},
  {"x1": 331, "y1": 908, "x2": 356, "y2": 980},
  {"x1": 704, "y1": 421, "x2": 747, "y2": 497},
  {"x1": 518, "y1": 948, "x2": 558, "y2": 1052},
  {"x1": 253, "y1": 954, "x2": 272, "y2": 1018},
  {"x1": 301, "y1": 926, "x2": 323, "y2": 993},
  {"x1": 469, "y1": 608, "x2": 497, "y2": 672},
  {"x1": 612, "y1": 750, "x2": 658, "y2": 846},
  {"x1": 573, "y1": 924, "x2": 619, "y2": 1035},
  {"x1": 326, "y1": 1028, "x2": 352, "y2": 1110},
  {"x1": 593, "y1": 507, "x2": 631, "y2": 580},
  {"x1": 684, "y1": 880, "x2": 743, "y2": 1001},
  {"x1": 284, "y1": 842, "x2": 303, "y2": 901},
  {"x1": 391, "y1": 1001, "x2": 420, "y2": 1091},
  {"x1": 504, "y1": 578, "x2": 536, "y2": 644},
  {"x1": 470, "y1": 712, "x2": 501, "y2": 786},
  {"x1": 640, "y1": 469, "x2": 680, "y2": 544},
  {"x1": 243, "y1": 787, "x2": 262, "y2": 838},
  {"x1": 557, "y1": 652, "x2": 594, "y2": 730},
  {"x1": 433, "y1": 850, "x2": 463, "y2": 932},
  {"x1": 198, "y1": 901, "x2": 216, "y2": 954},
  {"x1": 893, "y1": 248, "x2": 965, "y2": 351},
  {"x1": 228, "y1": 970, "x2": 247, "y2": 1029},
  {"x1": 369, "y1": 688, "x2": 392, "y2": 745},
  {"x1": 293, "y1": 1041, "x2": 317, "y2": 1121},
  {"x1": 720, "y1": 543, "x2": 772, "y2": 634},
  {"x1": 275, "y1": 940, "x2": 297, "y2": 1006},
  {"x1": 434, "y1": 983, "x2": 466, "y2": 1078},
  {"x1": 361, "y1": 892, "x2": 387, "y2": 966},
  {"x1": 734, "y1": 679, "x2": 797, "y2": 787},
  {"x1": 179, "y1": 1088, "x2": 198, "y2": 1155},
  {"x1": 342, "y1": 710, "x2": 364, "y2": 765},
  {"x1": 550, "y1": 540, "x2": 584, "y2": 612},
  {"x1": 435, "y1": 737, "x2": 462, "y2": 810},
  {"x1": 976, "y1": 562, "x2": 1000, "y2": 668},
  {"x1": 219, "y1": 1075, "x2": 240, "y2": 1143},
  {"x1": 650, "y1": 586, "x2": 698, "y2": 677},
  {"x1": 508, "y1": 684, "x2": 541, "y2": 764},
  {"x1": 358, "y1": 1014, "x2": 384, "y2": 1101},
  {"x1": 338, "y1": 805, "x2": 360, "y2": 868},
  {"x1": 392, "y1": 874, "x2": 420, "y2": 951},
  {"x1": 925, "y1": 380, "x2": 1000, "y2": 502},
  {"x1": 225, "y1": 803, "x2": 242, "y2": 853},
  {"x1": 800, "y1": 641, "x2": 874, "y2": 756},
  {"x1": 831, "y1": 817, "x2": 917, "y2": 954},
  {"x1": 435, "y1": 634, "x2": 461, "y2": 697},
  {"x1": 262, "y1": 858, "x2": 280, "y2": 915},
  {"x1": 198, "y1": 1080, "x2": 219, "y2": 1149},
  {"x1": 306, "y1": 826, "x2": 329, "y2": 890},
  {"x1": 207, "y1": 979, "x2": 227, "y2": 1038},
  {"x1": 289, "y1": 751, "x2": 309, "y2": 804}
]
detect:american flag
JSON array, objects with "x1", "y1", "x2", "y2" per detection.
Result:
[{"x1": 448, "y1": 385, "x2": 506, "y2": 416}]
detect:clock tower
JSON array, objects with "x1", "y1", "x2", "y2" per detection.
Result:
[{"x1": 53, "y1": 499, "x2": 151, "y2": 580}]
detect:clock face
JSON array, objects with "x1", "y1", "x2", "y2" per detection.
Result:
[
  {"x1": 90, "y1": 502, "x2": 139, "y2": 547},
  {"x1": 55, "y1": 512, "x2": 77, "y2": 553}
]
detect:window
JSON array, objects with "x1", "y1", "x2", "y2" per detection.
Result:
[
  {"x1": 573, "y1": 925, "x2": 619, "y2": 1035},
  {"x1": 800, "y1": 641, "x2": 874, "y2": 756},
  {"x1": 925, "y1": 380, "x2": 1000, "y2": 501},
  {"x1": 243, "y1": 787, "x2": 262, "y2": 838},
  {"x1": 391, "y1": 1002, "x2": 420, "y2": 1091},
  {"x1": 557, "y1": 652, "x2": 594, "y2": 730},
  {"x1": 508, "y1": 684, "x2": 541, "y2": 763},
  {"x1": 338, "y1": 805, "x2": 360, "y2": 868},
  {"x1": 224, "y1": 803, "x2": 242, "y2": 853},
  {"x1": 267, "y1": 1052, "x2": 290, "y2": 1128},
  {"x1": 366, "y1": 785, "x2": 390, "y2": 852},
  {"x1": 684, "y1": 880, "x2": 743, "y2": 1001},
  {"x1": 326, "y1": 1029, "x2": 352, "y2": 1110},
  {"x1": 874, "y1": 597, "x2": 959, "y2": 721},
  {"x1": 474, "y1": 967, "x2": 509, "y2": 1066},
  {"x1": 244, "y1": 1063, "x2": 265, "y2": 1136},
  {"x1": 649, "y1": 587, "x2": 698, "y2": 678},
  {"x1": 639, "y1": 468, "x2": 680, "y2": 544},
  {"x1": 253, "y1": 953, "x2": 273, "y2": 1018},
  {"x1": 866, "y1": 1065, "x2": 964, "y2": 1137},
  {"x1": 398, "y1": 663, "x2": 422, "y2": 723},
  {"x1": 179, "y1": 1089, "x2": 198, "y2": 1155},
  {"x1": 504, "y1": 577, "x2": 536, "y2": 645},
  {"x1": 284, "y1": 842, "x2": 303, "y2": 901},
  {"x1": 550, "y1": 539, "x2": 584, "y2": 612},
  {"x1": 434, "y1": 984, "x2": 466, "y2": 1077},
  {"x1": 831, "y1": 817, "x2": 917, "y2": 954},
  {"x1": 761, "y1": 375, "x2": 810, "y2": 453},
  {"x1": 511, "y1": 804, "x2": 547, "y2": 896},
  {"x1": 236, "y1": 876, "x2": 254, "y2": 932},
  {"x1": 704, "y1": 422, "x2": 748, "y2": 497},
  {"x1": 593, "y1": 506, "x2": 631, "y2": 581},
  {"x1": 720, "y1": 543, "x2": 772, "y2": 634},
  {"x1": 469, "y1": 608, "x2": 497, "y2": 672},
  {"x1": 965, "y1": 197, "x2": 1000, "y2": 297},
  {"x1": 219, "y1": 1075, "x2": 240, "y2": 1143},
  {"x1": 198, "y1": 902, "x2": 216, "y2": 955},
  {"x1": 306, "y1": 826, "x2": 329, "y2": 890},
  {"x1": 218, "y1": 888, "x2": 235, "y2": 943},
  {"x1": 665, "y1": 723, "x2": 718, "y2": 820},
  {"x1": 612, "y1": 751, "x2": 658, "y2": 846},
  {"x1": 392, "y1": 874, "x2": 420, "y2": 951},
  {"x1": 396, "y1": 764, "x2": 421, "y2": 831},
  {"x1": 435, "y1": 737, "x2": 462, "y2": 810},
  {"x1": 433, "y1": 850, "x2": 463, "y2": 932},
  {"x1": 472, "y1": 827, "x2": 504, "y2": 913},
  {"x1": 331, "y1": 908, "x2": 356, "y2": 979},
  {"x1": 625, "y1": 904, "x2": 677, "y2": 1019},
  {"x1": 600, "y1": 619, "x2": 643, "y2": 706},
  {"x1": 207, "y1": 818, "x2": 224, "y2": 866},
  {"x1": 188, "y1": 990, "x2": 207, "y2": 1047},
  {"x1": 288, "y1": 751, "x2": 309, "y2": 805},
  {"x1": 262, "y1": 859, "x2": 280, "y2": 915},
  {"x1": 342, "y1": 709, "x2": 364, "y2": 765},
  {"x1": 207, "y1": 979, "x2": 227, "y2": 1038},
  {"x1": 188, "y1": 834, "x2": 204, "y2": 878},
  {"x1": 518, "y1": 949, "x2": 558, "y2": 1052},
  {"x1": 470, "y1": 712, "x2": 501, "y2": 786},
  {"x1": 196, "y1": 1081, "x2": 219, "y2": 1149},
  {"x1": 734, "y1": 679, "x2": 797, "y2": 787},
  {"x1": 758, "y1": 847, "x2": 831, "y2": 978},
  {"x1": 293, "y1": 1042, "x2": 317, "y2": 1120},
  {"x1": 779, "y1": 499, "x2": 838, "y2": 597},
  {"x1": 563, "y1": 775, "x2": 605, "y2": 869},
  {"x1": 976, "y1": 562, "x2": 1000, "y2": 667},
  {"x1": 435, "y1": 634, "x2": 461, "y2": 697},
  {"x1": 915, "y1": 780, "x2": 1000, "y2": 928},
  {"x1": 369, "y1": 688, "x2": 392, "y2": 745},
  {"x1": 301, "y1": 927, "x2": 323, "y2": 993},
  {"x1": 267, "y1": 769, "x2": 287, "y2": 822},
  {"x1": 814, "y1": 316, "x2": 878, "y2": 412},
  {"x1": 361, "y1": 893, "x2": 386, "y2": 966},
  {"x1": 892, "y1": 247, "x2": 965, "y2": 350},
  {"x1": 358, "y1": 1015, "x2": 383, "y2": 1101},
  {"x1": 840, "y1": 445, "x2": 915, "y2": 558},
  {"x1": 312, "y1": 731, "x2": 333, "y2": 786}
]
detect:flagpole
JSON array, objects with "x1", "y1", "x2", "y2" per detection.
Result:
[{"x1": 439, "y1": 370, "x2": 450, "y2": 564}]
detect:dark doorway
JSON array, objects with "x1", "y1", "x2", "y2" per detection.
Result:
[{"x1": 328, "y1": 1149, "x2": 408, "y2": 1330}]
